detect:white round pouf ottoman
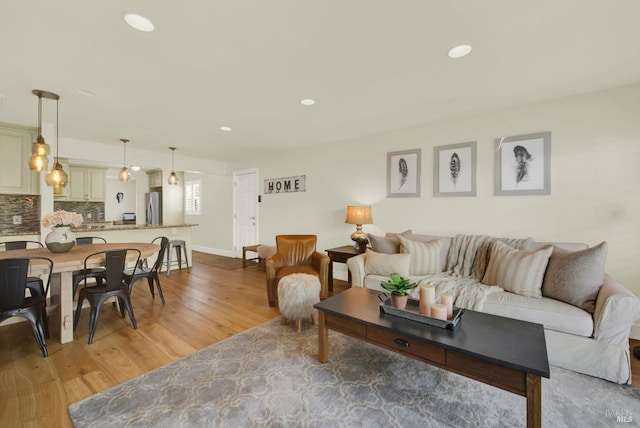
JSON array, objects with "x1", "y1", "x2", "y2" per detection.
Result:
[{"x1": 277, "y1": 273, "x2": 321, "y2": 333}]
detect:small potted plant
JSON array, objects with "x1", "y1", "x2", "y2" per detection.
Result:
[
  {"x1": 381, "y1": 273, "x2": 417, "y2": 309},
  {"x1": 354, "y1": 237, "x2": 369, "y2": 253}
]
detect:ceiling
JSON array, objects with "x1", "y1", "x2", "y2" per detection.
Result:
[{"x1": 1, "y1": 1, "x2": 640, "y2": 163}]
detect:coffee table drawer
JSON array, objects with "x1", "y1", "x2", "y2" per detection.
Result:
[
  {"x1": 325, "y1": 313, "x2": 366, "y2": 338},
  {"x1": 446, "y1": 350, "x2": 526, "y2": 395},
  {"x1": 367, "y1": 326, "x2": 445, "y2": 365}
]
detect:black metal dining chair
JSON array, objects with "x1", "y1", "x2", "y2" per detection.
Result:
[
  {"x1": 72, "y1": 237, "x2": 108, "y2": 298},
  {"x1": 73, "y1": 248, "x2": 141, "y2": 344},
  {"x1": 0, "y1": 256, "x2": 53, "y2": 357},
  {"x1": 1, "y1": 240, "x2": 48, "y2": 325},
  {"x1": 1, "y1": 241, "x2": 44, "y2": 250},
  {"x1": 123, "y1": 237, "x2": 168, "y2": 304}
]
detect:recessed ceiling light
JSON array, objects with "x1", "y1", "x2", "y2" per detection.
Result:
[
  {"x1": 300, "y1": 98, "x2": 315, "y2": 106},
  {"x1": 447, "y1": 44, "x2": 472, "y2": 59},
  {"x1": 131, "y1": 166, "x2": 141, "y2": 172},
  {"x1": 122, "y1": 13, "x2": 155, "y2": 32},
  {"x1": 220, "y1": 126, "x2": 232, "y2": 132},
  {"x1": 76, "y1": 88, "x2": 95, "y2": 96}
]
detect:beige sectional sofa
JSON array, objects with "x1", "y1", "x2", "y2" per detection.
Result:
[{"x1": 346, "y1": 231, "x2": 640, "y2": 384}]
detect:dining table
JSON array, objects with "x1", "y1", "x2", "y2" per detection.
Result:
[{"x1": 0, "y1": 242, "x2": 159, "y2": 344}]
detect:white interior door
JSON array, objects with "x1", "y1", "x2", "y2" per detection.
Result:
[{"x1": 233, "y1": 169, "x2": 259, "y2": 255}]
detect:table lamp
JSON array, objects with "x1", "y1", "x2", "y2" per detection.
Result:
[{"x1": 345, "y1": 206, "x2": 373, "y2": 248}]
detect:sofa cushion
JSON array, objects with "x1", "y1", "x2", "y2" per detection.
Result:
[
  {"x1": 368, "y1": 230, "x2": 412, "y2": 254},
  {"x1": 364, "y1": 249, "x2": 411, "y2": 277},
  {"x1": 404, "y1": 233, "x2": 451, "y2": 272},
  {"x1": 482, "y1": 241, "x2": 553, "y2": 298},
  {"x1": 542, "y1": 242, "x2": 607, "y2": 313},
  {"x1": 483, "y1": 291, "x2": 594, "y2": 337},
  {"x1": 397, "y1": 236, "x2": 441, "y2": 275}
]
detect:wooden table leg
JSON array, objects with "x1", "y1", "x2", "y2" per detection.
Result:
[
  {"x1": 318, "y1": 311, "x2": 328, "y2": 363},
  {"x1": 526, "y1": 373, "x2": 542, "y2": 428},
  {"x1": 50, "y1": 271, "x2": 74, "y2": 344}
]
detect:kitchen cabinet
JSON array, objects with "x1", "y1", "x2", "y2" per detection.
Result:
[
  {"x1": 147, "y1": 170, "x2": 162, "y2": 188},
  {"x1": 0, "y1": 124, "x2": 38, "y2": 194},
  {"x1": 68, "y1": 167, "x2": 106, "y2": 201}
]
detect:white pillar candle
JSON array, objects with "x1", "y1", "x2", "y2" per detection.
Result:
[
  {"x1": 440, "y1": 294, "x2": 454, "y2": 319},
  {"x1": 419, "y1": 284, "x2": 435, "y2": 315},
  {"x1": 430, "y1": 303, "x2": 447, "y2": 321}
]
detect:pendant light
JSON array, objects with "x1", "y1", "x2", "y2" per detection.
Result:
[
  {"x1": 118, "y1": 139, "x2": 131, "y2": 182},
  {"x1": 44, "y1": 93, "x2": 68, "y2": 193},
  {"x1": 168, "y1": 147, "x2": 179, "y2": 185},
  {"x1": 28, "y1": 90, "x2": 52, "y2": 172}
]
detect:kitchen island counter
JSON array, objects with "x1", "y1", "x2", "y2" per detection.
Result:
[{"x1": 72, "y1": 223, "x2": 197, "y2": 270}]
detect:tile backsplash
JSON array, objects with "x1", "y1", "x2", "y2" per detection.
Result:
[
  {"x1": 0, "y1": 196, "x2": 106, "y2": 235},
  {"x1": 54, "y1": 201, "x2": 105, "y2": 223},
  {"x1": 0, "y1": 194, "x2": 40, "y2": 234}
]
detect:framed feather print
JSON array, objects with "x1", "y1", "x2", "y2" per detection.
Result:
[
  {"x1": 434, "y1": 141, "x2": 477, "y2": 197},
  {"x1": 387, "y1": 148, "x2": 421, "y2": 197},
  {"x1": 494, "y1": 131, "x2": 551, "y2": 196}
]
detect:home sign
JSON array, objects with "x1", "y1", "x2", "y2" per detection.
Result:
[{"x1": 264, "y1": 175, "x2": 306, "y2": 194}]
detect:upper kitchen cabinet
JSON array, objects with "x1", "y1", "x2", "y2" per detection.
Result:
[
  {"x1": 147, "y1": 170, "x2": 162, "y2": 188},
  {"x1": 68, "y1": 166, "x2": 106, "y2": 201},
  {"x1": 0, "y1": 123, "x2": 38, "y2": 195}
]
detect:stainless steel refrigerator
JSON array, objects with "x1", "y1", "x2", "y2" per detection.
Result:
[{"x1": 145, "y1": 192, "x2": 162, "y2": 225}]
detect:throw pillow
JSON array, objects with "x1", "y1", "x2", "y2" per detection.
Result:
[
  {"x1": 364, "y1": 249, "x2": 411, "y2": 277},
  {"x1": 541, "y1": 242, "x2": 607, "y2": 313},
  {"x1": 397, "y1": 235, "x2": 441, "y2": 276},
  {"x1": 481, "y1": 241, "x2": 553, "y2": 298},
  {"x1": 368, "y1": 230, "x2": 412, "y2": 254}
]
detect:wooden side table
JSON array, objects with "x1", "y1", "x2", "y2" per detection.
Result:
[
  {"x1": 325, "y1": 245, "x2": 363, "y2": 291},
  {"x1": 242, "y1": 244, "x2": 261, "y2": 267}
]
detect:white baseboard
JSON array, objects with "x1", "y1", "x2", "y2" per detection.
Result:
[
  {"x1": 334, "y1": 270, "x2": 348, "y2": 282},
  {"x1": 191, "y1": 245, "x2": 235, "y2": 258},
  {"x1": 631, "y1": 322, "x2": 640, "y2": 341}
]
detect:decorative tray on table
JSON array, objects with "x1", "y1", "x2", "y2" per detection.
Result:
[{"x1": 378, "y1": 294, "x2": 464, "y2": 330}]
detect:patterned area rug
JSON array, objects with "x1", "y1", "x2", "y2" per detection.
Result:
[
  {"x1": 69, "y1": 319, "x2": 640, "y2": 427},
  {"x1": 191, "y1": 251, "x2": 263, "y2": 271}
]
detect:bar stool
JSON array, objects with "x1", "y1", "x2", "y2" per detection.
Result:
[{"x1": 164, "y1": 239, "x2": 190, "y2": 276}]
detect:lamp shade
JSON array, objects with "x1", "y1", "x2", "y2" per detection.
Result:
[{"x1": 345, "y1": 206, "x2": 372, "y2": 225}]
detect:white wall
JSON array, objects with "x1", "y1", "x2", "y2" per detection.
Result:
[
  {"x1": 227, "y1": 84, "x2": 640, "y2": 305},
  {"x1": 105, "y1": 169, "x2": 137, "y2": 222},
  {"x1": 162, "y1": 170, "x2": 185, "y2": 225},
  {"x1": 186, "y1": 172, "x2": 234, "y2": 255}
]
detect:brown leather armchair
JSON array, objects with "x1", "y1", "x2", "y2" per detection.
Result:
[{"x1": 265, "y1": 235, "x2": 330, "y2": 307}]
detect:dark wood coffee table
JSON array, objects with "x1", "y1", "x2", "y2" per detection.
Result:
[{"x1": 314, "y1": 287, "x2": 550, "y2": 428}]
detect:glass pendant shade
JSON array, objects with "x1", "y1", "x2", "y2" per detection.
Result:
[
  {"x1": 118, "y1": 138, "x2": 131, "y2": 182},
  {"x1": 45, "y1": 162, "x2": 68, "y2": 188},
  {"x1": 31, "y1": 138, "x2": 50, "y2": 156},
  {"x1": 29, "y1": 92, "x2": 52, "y2": 172},
  {"x1": 29, "y1": 151, "x2": 49, "y2": 172},
  {"x1": 168, "y1": 147, "x2": 179, "y2": 185},
  {"x1": 119, "y1": 167, "x2": 131, "y2": 182}
]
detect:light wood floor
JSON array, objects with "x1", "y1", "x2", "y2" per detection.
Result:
[{"x1": 0, "y1": 254, "x2": 637, "y2": 427}]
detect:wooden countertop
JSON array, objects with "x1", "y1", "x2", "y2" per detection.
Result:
[
  {"x1": 71, "y1": 223, "x2": 198, "y2": 232},
  {"x1": 0, "y1": 224, "x2": 198, "y2": 237}
]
